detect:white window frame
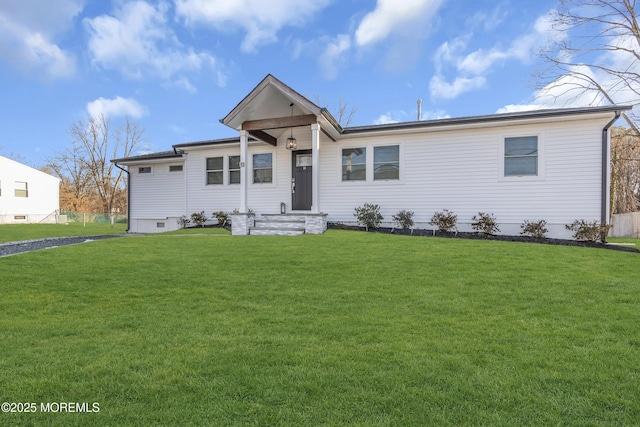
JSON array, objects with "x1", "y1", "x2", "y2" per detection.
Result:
[
  {"x1": 341, "y1": 147, "x2": 367, "y2": 182},
  {"x1": 169, "y1": 164, "x2": 183, "y2": 172},
  {"x1": 206, "y1": 156, "x2": 224, "y2": 185},
  {"x1": 228, "y1": 155, "x2": 241, "y2": 185},
  {"x1": 338, "y1": 142, "x2": 403, "y2": 184},
  {"x1": 251, "y1": 151, "x2": 275, "y2": 186},
  {"x1": 138, "y1": 166, "x2": 152, "y2": 174},
  {"x1": 498, "y1": 132, "x2": 545, "y2": 181},
  {"x1": 14, "y1": 181, "x2": 28, "y2": 197}
]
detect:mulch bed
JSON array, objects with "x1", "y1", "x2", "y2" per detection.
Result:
[{"x1": 327, "y1": 223, "x2": 639, "y2": 253}]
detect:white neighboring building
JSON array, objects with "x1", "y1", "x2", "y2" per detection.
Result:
[
  {"x1": 112, "y1": 75, "x2": 630, "y2": 239},
  {"x1": 0, "y1": 156, "x2": 60, "y2": 224}
]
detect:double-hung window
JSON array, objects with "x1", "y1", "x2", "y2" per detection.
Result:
[
  {"x1": 253, "y1": 153, "x2": 272, "y2": 183},
  {"x1": 374, "y1": 145, "x2": 399, "y2": 180},
  {"x1": 504, "y1": 136, "x2": 538, "y2": 176},
  {"x1": 14, "y1": 181, "x2": 28, "y2": 197},
  {"x1": 206, "y1": 157, "x2": 224, "y2": 185},
  {"x1": 342, "y1": 148, "x2": 366, "y2": 181},
  {"x1": 229, "y1": 156, "x2": 240, "y2": 184}
]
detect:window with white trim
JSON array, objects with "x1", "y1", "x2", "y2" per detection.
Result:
[
  {"x1": 206, "y1": 157, "x2": 223, "y2": 185},
  {"x1": 504, "y1": 136, "x2": 538, "y2": 176},
  {"x1": 14, "y1": 181, "x2": 28, "y2": 197},
  {"x1": 374, "y1": 145, "x2": 399, "y2": 180},
  {"x1": 169, "y1": 165, "x2": 183, "y2": 172},
  {"x1": 229, "y1": 155, "x2": 240, "y2": 184},
  {"x1": 342, "y1": 148, "x2": 366, "y2": 181},
  {"x1": 138, "y1": 167, "x2": 151, "y2": 174},
  {"x1": 253, "y1": 153, "x2": 272, "y2": 183}
]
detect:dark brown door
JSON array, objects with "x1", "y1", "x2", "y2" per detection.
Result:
[{"x1": 292, "y1": 150, "x2": 312, "y2": 211}]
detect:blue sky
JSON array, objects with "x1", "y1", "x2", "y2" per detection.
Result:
[{"x1": 0, "y1": 0, "x2": 615, "y2": 166}]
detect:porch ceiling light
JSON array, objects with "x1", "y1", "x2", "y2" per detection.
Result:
[{"x1": 286, "y1": 102, "x2": 297, "y2": 150}]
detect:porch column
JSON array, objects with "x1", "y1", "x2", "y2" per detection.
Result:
[
  {"x1": 240, "y1": 130, "x2": 248, "y2": 212},
  {"x1": 311, "y1": 123, "x2": 320, "y2": 213}
]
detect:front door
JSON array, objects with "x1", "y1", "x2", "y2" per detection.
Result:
[{"x1": 292, "y1": 150, "x2": 312, "y2": 211}]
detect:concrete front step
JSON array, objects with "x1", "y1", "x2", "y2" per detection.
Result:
[
  {"x1": 251, "y1": 217, "x2": 306, "y2": 236},
  {"x1": 254, "y1": 219, "x2": 305, "y2": 229},
  {"x1": 249, "y1": 227, "x2": 305, "y2": 236}
]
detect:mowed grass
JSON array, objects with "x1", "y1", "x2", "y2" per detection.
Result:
[
  {"x1": 1, "y1": 230, "x2": 639, "y2": 426},
  {"x1": 0, "y1": 222, "x2": 127, "y2": 243}
]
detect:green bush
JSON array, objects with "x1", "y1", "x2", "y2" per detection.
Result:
[
  {"x1": 190, "y1": 211, "x2": 207, "y2": 227},
  {"x1": 392, "y1": 210, "x2": 414, "y2": 230},
  {"x1": 521, "y1": 220, "x2": 548, "y2": 238},
  {"x1": 429, "y1": 209, "x2": 457, "y2": 233},
  {"x1": 212, "y1": 211, "x2": 229, "y2": 226},
  {"x1": 566, "y1": 219, "x2": 611, "y2": 242},
  {"x1": 471, "y1": 212, "x2": 500, "y2": 235},
  {"x1": 177, "y1": 215, "x2": 190, "y2": 229},
  {"x1": 354, "y1": 203, "x2": 383, "y2": 231}
]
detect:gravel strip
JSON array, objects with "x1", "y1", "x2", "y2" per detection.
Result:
[{"x1": 0, "y1": 235, "x2": 124, "y2": 257}]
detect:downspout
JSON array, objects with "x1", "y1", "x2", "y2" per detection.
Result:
[
  {"x1": 114, "y1": 162, "x2": 130, "y2": 233},
  {"x1": 601, "y1": 110, "x2": 621, "y2": 243}
]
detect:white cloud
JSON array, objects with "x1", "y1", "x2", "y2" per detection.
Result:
[
  {"x1": 430, "y1": 11, "x2": 565, "y2": 100},
  {"x1": 319, "y1": 34, "x2": 351, "y2": 80},
  {"x1": 85, "y1": 1, "x2": 217, "y2": 83},
  {"x1": 87, "y1": 96, "x2": 148, "y2": 119},
  {"x1": 373, "y1": 108, "x2": 449, "y2": 124},
  {"x1": 175, "y1": 0, "x2": 332, "y2": 53},
  {"x1": 429, "y1": 75, "x2": 486, "y2": 99},
  {"x1": 374, "y1": 113, "x2": 401, "y2": 125},
  {"x1": 355, "y1": 0, "x2": 445, "y2": 47},
  {"x1": 0, "y1": 0, "x2": 81, "y2": 79}
]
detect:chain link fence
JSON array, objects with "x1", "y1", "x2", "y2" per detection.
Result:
[{"x1": 60, "y1": 210, "x2": 127, "y2": 225}]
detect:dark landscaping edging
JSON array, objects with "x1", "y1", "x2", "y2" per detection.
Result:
[
  {"x1": 327, "y1": 223, "x2": 640, "y2": 253},
  {"x1": 0, "y1": 235, "x2": 124, "y2": 257}
]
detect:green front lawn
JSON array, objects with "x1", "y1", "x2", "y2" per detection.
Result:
[
  {"x1": 1, "y1": 231, "x2": 639, "y2": 425},
  {"x1": 0, "y1": 222, "x2": 127, "y2": 243}
]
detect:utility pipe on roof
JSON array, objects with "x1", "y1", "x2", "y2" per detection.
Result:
[
  {"x1": 114, "y1": 162, "x2": 130, "y2": 233},
  {"x1": 601, "y1": 109, "x2": 621, "y2": 243}
]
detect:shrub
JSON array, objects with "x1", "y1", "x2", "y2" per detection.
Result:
[
  {"x1": 177, "y1": 215, "x2": 190, "y2": 228},
  {"x1": 392, "y1": 210, "x2": 414, "y2": 230},
  {"x1": 190, "y1": 211, "x2": 207, "y2": 227},
  {"x1": 566, "y1": 219, "x2": 611, "y2": 242},
  {"x1": 212, "y1": 210, "x2": 229, "y2": 226},
  {"x1": 471, "y1": 212, "x2": 500, "y2": 235},
  {"x1": 521, "y1": 220, "x2": 548, "y2": 238},
  {"x1": 354, "y1": 203, "x2": 383, "y2": 231},
  {"x1": 429, "y1": 209, "x2": 457, "y2": 233}
]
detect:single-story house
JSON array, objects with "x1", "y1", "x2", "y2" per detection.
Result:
[
  {"x1": 112, "y1": 74, "x2": 631, "y2": 239},
  {"x1": 0, "y1": 155, "x2": 61, "y2": 224}
]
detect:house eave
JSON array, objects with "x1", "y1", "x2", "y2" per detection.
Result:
[{"x1": 340, "y1": 105, "x2": 632, "y2": 138}]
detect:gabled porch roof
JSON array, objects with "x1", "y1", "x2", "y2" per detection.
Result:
[{"x1": 220, "y1": 74, "x2": 342, "y2": 144}]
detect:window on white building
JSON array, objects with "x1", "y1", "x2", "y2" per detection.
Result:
[
  {"x1": 505, "y1": 136, "x2": 538, "y2": 176},
  {"x1": 206, "y1": 157, "x2": 223, "y2": 185},
  {"x1": 14, "y1": 181, "x2": 28, "y2": 197}
]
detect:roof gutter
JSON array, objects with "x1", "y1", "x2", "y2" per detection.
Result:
[
  {"x1": 114, "y1": 162, "x2": 130, "y2": 233},
  {"x1": 601, "y1": 110, "x2": 621, "y2": 243}
]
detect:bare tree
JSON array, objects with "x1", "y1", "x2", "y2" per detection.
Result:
[
  {"x1": 611, "y1": 126, "x2": 640, "y2": 213},
  {"x1": 46, "y1": 142, "x2": 99, "y2": 212},
  {"x1": 312, "y1": 95, "x2": 357, "y2": 127},
  {"x1": 537, "y1": 0, "x2": 640, "y2": 130},
  {"x1": 68, "y1": 115, "x2": 144, "y2": 214}
]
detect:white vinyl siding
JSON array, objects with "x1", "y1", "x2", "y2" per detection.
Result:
[{"x1": 0, "y1": 156, "x2": 60, "y2": 224}]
